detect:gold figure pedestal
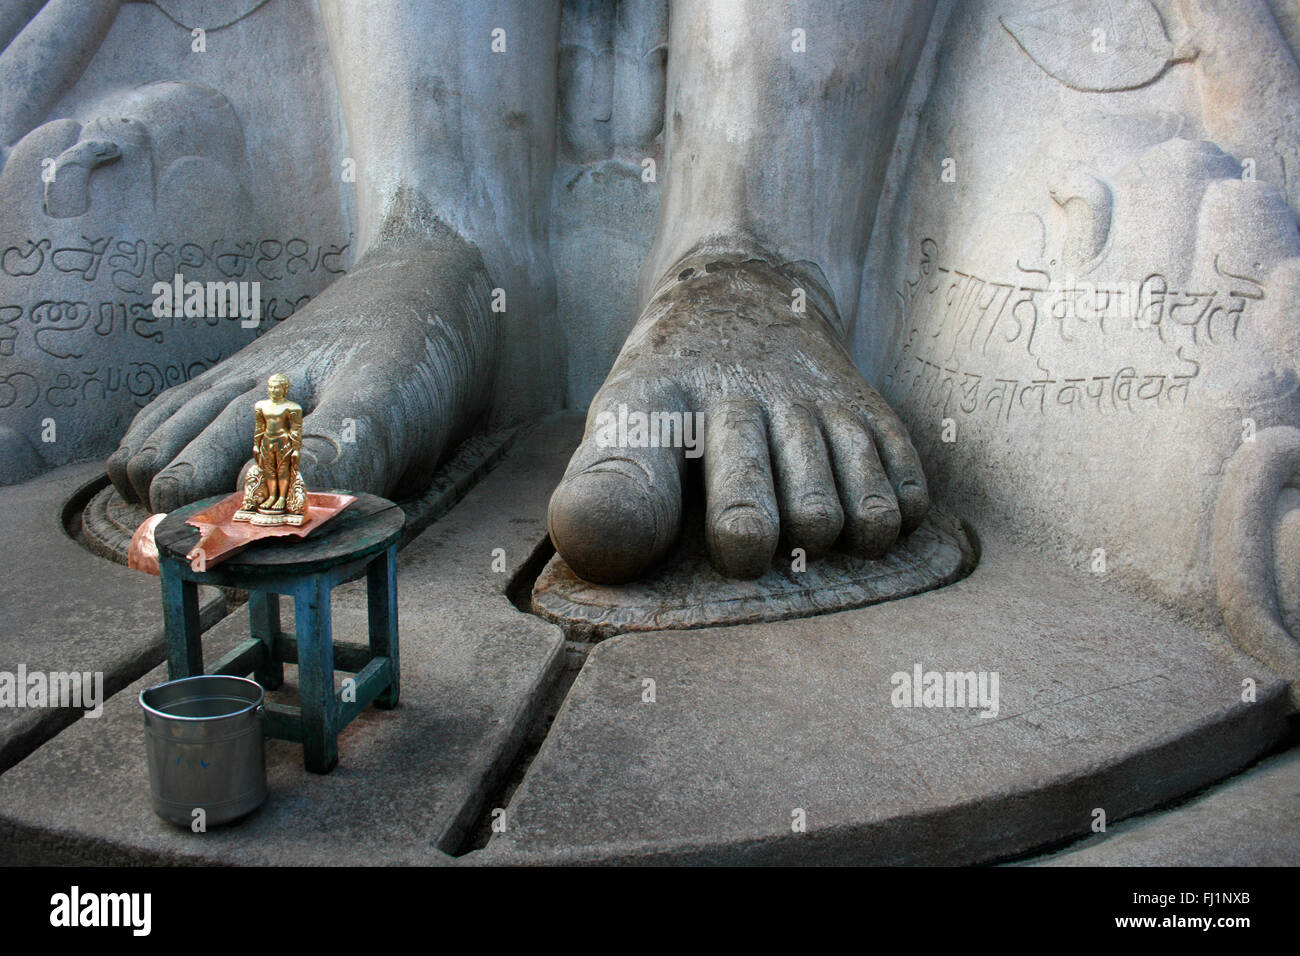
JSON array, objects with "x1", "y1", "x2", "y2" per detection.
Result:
[{"x1": 234, "y1": 373, "x2": 308, "y2": 527}]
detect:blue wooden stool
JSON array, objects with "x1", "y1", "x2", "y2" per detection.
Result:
[{"x1": 154, "y1": 492, "x2": 404, "y2": 773}]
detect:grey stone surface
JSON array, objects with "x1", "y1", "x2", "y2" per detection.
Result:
[
  {"x1": 62, "y1": 1, "x2": 568, "y2": 536},
  {"x1": 553, "y1": 159, "x2": 659, "y2": 411},
  {"x1": 534, "y1": 505, "x2": 975, "y2": 642},
  {"x1": 0, "y1": 460, "x2": 226, "y2": 775},
  {"x1": 1214, "y1": 426, "x2": 1300, "y2": 708},
  {"x1": 0, "y1": 0, "x2": 351, "y2": 482},
  {"x1": 1029, "y1": 747, "x2": 1300, "y2": 866},
  {"x1": 4, "y1": 414, "x2": 1295, "y2": 866},
  {"x1": 103, "y1": 228, "x2": 502, "y2": 517},
  {"x1": 547, "y1": 0, "x2": 943, "y2": 584},
  {"x1": 548, "y1": 246, "x2": 938, "y2": 585},
  {"x1": 482, "y1": 522, "x2": 1290, "y2": 865},
  {"x1": 552, "y1": 0, "x2": 667, "y2": 410},
  {"x1": 10, "y1": 0, "x2": 1299, "y2": 645},
  {"x1": 3, "y1": 0, "x2": 1299, "y2": 867},
  {"x1": 53, "y1": 0, "x2": 958, "y2": 591},
  {"x1": 0, "y1": 416, "x2": 573, "y2": 864},
  {"x1": 861, "y1": 0, "x2": 1300, "y2": 637}
]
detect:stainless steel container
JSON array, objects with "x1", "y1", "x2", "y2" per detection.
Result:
[{"x1": 140, "y1": 675, "x2": 267, "y2": 827}]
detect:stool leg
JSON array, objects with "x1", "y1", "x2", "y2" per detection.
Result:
[
  {"x1": 249, "y1": 590, "x2": 284, "y2": 690},
  {"x1": 366, "y1": 545, "x2": 400, "y2": 709},
  {"x1": 295, "y1": 575, "x2": 338, "y2": 773},
  {"x1": 160, "y1": 561, "x2": 202, "y2": 679}
]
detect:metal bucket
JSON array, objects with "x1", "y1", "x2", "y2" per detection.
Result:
[{"x1": 140, "y1": 675, "x2": 267, "y2": 827}]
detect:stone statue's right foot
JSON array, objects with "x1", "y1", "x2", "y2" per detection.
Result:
[
  {"x1": 549, "y1": 244, "x2": 929, "y2": 584},
  {"x1": 107, "y1": 225, "x2": 499, "y2": 513}
]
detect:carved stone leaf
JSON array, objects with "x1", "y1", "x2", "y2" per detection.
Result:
[{"x1": 1001, "y1": 0, "x2": 1177, "y2": 93}]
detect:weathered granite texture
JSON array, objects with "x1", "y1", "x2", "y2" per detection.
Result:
[
  {"x1": 2, "y1": 0, "x2": 1299, "y2": 865},
  {"x1": 1, "y1": 416, "x2": 1293, "y2": 865},
  {"x1": 11, "y1": 0, "x2": 1300, "y2": 625},
  {"x1": 553, "y1": 0, "x2": 666, "y2": 409},
  {"x1": 1030, "y1": 747, "x2": 1300, "y2": 866},
  {"x1": 862, "y1": 0, "x2": 1300, "y2": 651},
  {"x1": 485, "y1": 522, "x2": 1290, "y2": 865},
  {"x1": 0, "y1": 0, "x2": 351, "y2": 483},
  {"x1": 547, "y1": 0, "x2": 942, "y2": 583},
  {"x1": 534, "y1": 505, "x2": 975, "y2": 641},
  {"x1": 0, "y1": 461, "x2": 228, "y2": 776}
]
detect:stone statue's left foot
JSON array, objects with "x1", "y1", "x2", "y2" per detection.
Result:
[
  {"x1": 107, "y1": 227, "x2": 498, "y2": 513},
  {"x1": 549, "y1": 243, "x2": 929, "y2": 584}
]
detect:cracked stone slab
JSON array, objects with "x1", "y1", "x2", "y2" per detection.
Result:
[
  {"x1": 0, "y1": 416, "x2": 579, "y2": 864},
  {"x1": 483, "y1": 525, "x2": 1291, "y2": 865},
  {"x1": 0, "y1": 461, "x2": 228, "y2": 775},
  {"x1": 1027, "y1": 746, "x2": 1300, "y2": 866}
]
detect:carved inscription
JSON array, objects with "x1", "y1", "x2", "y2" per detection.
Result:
[
  {"x1": 13, "y1": 295, "x2": 313, "y2": 359},
  {"x1": 0, "y1": 356, "x2": 221, "y2": 410},
  {"x1": 0, "y1": 234, "x2": 350, "y2": 465},
  {"x1": 885, "y1": 239, "x2": 1264, "y2": 418},
  {"x1": 887, "y1": 331, "x2": 1202, "y2": 419},
  {"x1": 1, "y1": 236, "x2": 348, "y2": 290}
]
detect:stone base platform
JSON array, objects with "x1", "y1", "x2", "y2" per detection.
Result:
[
  {"x1": 1028, "y1": 747, "x2": 1300, "y2": 866},
  {"x1": 0, "y1": 463, "x2": 232, "y2": 776},
  {"x1": 480, "y1": 531, "x2": 1290, "y2": 864},
  {"x1": 533, "y1": 504, "x2": 977, "y2": 642},
  {"x1": 0, "y1": 412, "x2": 1292, "y2": 864}
]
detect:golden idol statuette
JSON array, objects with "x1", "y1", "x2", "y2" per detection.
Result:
[{"x1": 233, "y1": 373, "x2": 308, "y2": 527}]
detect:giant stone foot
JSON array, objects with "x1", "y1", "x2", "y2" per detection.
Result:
[
  {"x1": 107, "y1": 224, "x2": 499, "y2": 514},
  {"x1": 548, "y1": 240, "x2": 931, "y2": 584}
]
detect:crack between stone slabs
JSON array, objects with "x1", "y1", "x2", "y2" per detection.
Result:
[
  {"x1": 447, "y1": 531, "x2": 583, "y2": 857},
  {"x1": 0, "y1": 586, "x2": 237, "y2": 778},
  {"x1": 446, "y1": 639, "x2": 581, "y2": 858}
]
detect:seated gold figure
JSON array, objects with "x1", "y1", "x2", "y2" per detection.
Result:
[{"x1": 234, "y1": 374, "x2": 307, "y2": 527}]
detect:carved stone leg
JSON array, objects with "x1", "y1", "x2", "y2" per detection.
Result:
[{"x1": 548, "y1": 0, "x2": 939, "y2": 585}]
